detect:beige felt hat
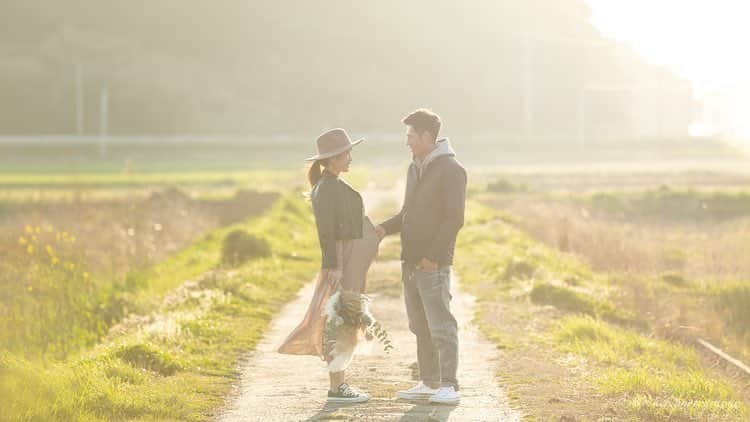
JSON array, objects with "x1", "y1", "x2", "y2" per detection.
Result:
[{"x1": 305, "y1": 128, "x2": 364, "y2": 161}]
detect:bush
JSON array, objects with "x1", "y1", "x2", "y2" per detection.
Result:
[
  {"x1": 530, "y1": 282, "x2": 632, "y2": 323},
  {"x1": 660, "y1": 272, "x2": 689, "y2": 287},
  {"x1": 662, "y1": 247, "x2": 687, "y2": 270},
  {"x1": 589, "y1": 192, "x2": 628, "y2": 215},
  {"x1": 501, "y1": 257, "x2": 537, "y2": 281},
  {"x1": 487, "y1": 178, "x2": 525, "y2": 194},
  {"x1": 113, "y1": 343, "x2": 182, "y2": 376},
  {"x1": 221, "y1": 230, "x2": 271, "y2": 267},
  {"x1": 530, "y1": 283, "x2": 597, "y2": 315}
]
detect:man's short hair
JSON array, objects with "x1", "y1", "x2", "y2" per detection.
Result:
[{"x1": 402, "y1": 109, "x2": 441, "y2": 140}]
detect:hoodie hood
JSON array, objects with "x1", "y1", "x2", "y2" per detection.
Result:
[{"x1": 415, "y1": 138, "x2": 455, "y2": 177}]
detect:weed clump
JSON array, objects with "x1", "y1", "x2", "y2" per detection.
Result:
[
  {"x1": 502, "y1": 258, "x2": 537, "y2": 281},
  {"x1": 221, "y1": 230, "x2": 271, "y2": 267},
  {"x1": 487, "y1": 178, "x2": 526, "y2": 194},
  {"x1": 114, "y1": 343, "x2": 182, "y2": 376},
  {"x1": 530, "y1": 282, "x2": 631, "y2": 323},
  {"x1": 660, "y1": 272, "x2": 689, "y2": 287}
]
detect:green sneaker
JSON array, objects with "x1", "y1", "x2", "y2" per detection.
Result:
[{"x1": 327, "y1": 383, "x2": 370, "y2": 403}]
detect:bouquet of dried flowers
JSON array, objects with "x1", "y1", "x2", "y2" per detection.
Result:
[{"x1": 322, "y1": 290, "x2": 393, "y2": 371}]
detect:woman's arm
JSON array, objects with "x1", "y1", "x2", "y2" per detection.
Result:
[{"x1": 312, "y1": 183, "x2": 339, "y2": 269}]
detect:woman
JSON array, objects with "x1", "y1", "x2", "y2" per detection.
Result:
[{"x1": 278, "y1": 128, "x2": 380, "y2": 403}]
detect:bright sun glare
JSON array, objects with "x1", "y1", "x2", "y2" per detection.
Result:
[{"x1": 586, "y1": 0, "x2": 750, "y2": 139}]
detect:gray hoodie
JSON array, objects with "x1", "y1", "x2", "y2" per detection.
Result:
[{"x1": 415, "y1": 138, "x2": 456, "y2": 178}]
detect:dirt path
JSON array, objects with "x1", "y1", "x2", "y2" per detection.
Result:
[{"x1": 217, "y1": 184, "x2": 520, "y2": 421}]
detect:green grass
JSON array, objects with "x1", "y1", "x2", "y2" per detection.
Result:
[
  {"x1": 113, "y1": 343, "x2": 183, "y2": 376},
  {"x1": 456, "y1": 201, "x2": 594, "y2": 291},
  {"x1": 529, "y1": 282, "x2": 634, "y2": 324},
  {"x1": 626, "y1": 395, "x2": 748, "y2": 420},
  {"x1": 0, "y1": 168, "x2": 362, "y2": 362},
  {"x1": 454, "y1": 199, "x2": 748, "y2": 420},
  {"x1": 553, "y1": 315, "x2": 746, "y2": 420},
  {"x1": 0, "y1": 191, "x2": 320, "y2": 420},
  {"x1": 1, "y1": 228, "x2": 118, "y2": 358}
]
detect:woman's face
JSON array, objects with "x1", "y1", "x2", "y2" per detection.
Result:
[{"x1": 326, "y1": 150, "x2": 352, "y2": 174}]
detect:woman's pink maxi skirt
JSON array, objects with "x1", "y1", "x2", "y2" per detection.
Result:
[{"x1": 278, "y1": 217, "x2": 379, "y2": 363}]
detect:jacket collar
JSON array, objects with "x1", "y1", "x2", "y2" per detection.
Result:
[
  {"x1": 413, "y1": 138, "x2": 455, "y2": 177},
  {"x1": 319, "y1": 171, "x2": 358, "y2": 194}
]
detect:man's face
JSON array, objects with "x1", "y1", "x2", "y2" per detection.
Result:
[{"x1": 406, "y1": 125, "x2": 433, "y2": 158}]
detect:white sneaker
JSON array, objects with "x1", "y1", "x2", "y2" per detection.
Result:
[
  {"x1": 396, "y1": 381, "x2": 439, "y2": 400},
  {"x1": 429, "y1": 386, "x2": 460, "y2": 405}
]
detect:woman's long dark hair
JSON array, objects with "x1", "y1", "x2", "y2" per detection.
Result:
[{"x1": 307, "y1": 159, "x2": 325, "y2": 187}]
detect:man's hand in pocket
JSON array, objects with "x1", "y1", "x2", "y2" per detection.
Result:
[{"x1": 417, "y1": 258, "x2": 438, "y2": 273}]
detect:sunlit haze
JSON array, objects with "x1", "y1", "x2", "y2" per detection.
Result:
[{"x1": 586, "y1": 0, "x2": 750, "y2": 138}]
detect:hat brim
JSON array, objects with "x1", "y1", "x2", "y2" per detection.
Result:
[{"x1": 304, "y1": 138, "x2": 364, "y2": 161}]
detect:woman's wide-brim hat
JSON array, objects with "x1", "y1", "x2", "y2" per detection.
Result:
[{"x1": 304, "y1": 128, "x2": 364, "y2": 162}]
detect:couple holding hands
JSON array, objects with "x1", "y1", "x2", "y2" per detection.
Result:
[{"x1": 279, "y1": 109, "x2": 467, "y2": 406}]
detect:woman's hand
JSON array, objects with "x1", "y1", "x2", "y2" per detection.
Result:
[
  {"x1": 326, "y1": 268, "x2": 343, "y2": 289},
  {"x1": 374, "y1": 225, "x2": 386, "y2": 241}
]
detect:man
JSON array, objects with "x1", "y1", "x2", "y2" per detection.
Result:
[{"x1": 375, "y1": 109, "x2": 467, "y2": 405}]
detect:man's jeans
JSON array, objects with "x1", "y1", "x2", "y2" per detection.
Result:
[{"x1": 402, "y1": 262, "x2": 459, "y2": 390}]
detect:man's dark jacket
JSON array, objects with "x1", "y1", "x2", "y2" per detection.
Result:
[
  {"x1": 311, "y1": 171, "x2": 364, "y2": 269},
  {"x1": 380, "y1": 138, "x2": 467, "y2": 266}
]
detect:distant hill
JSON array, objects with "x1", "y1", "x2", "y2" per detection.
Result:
[{"x1": 0, "y1": 0, "x2": 694, "y2": 139}]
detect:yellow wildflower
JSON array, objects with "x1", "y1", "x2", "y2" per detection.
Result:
[
  {"x1": 70, "y1": 235, "x2": 76, "y2": 243},
  {"x1": 83, "y1": 272, "x2": 89, "y2": 280},
  {"x1": 31, "y1": 235, "x2": 37, "y2": 243},
  {"x1": 26, "y1": 245, "x2": 34, "y2": 254},
  {"x1": 66, "y1": 262, "x2": 75, "y2": 271},
  {"x1": 24, "y1": 225, "x2": 33, "y2": 234},
  {"x1": 27, "y1": 285, "x2": 33, "y2": 292},
  {"x1": 35, "y1": 226, "x2": 40, "y2": 234},
  {"x1": 45, "y1": 244, "x2": 54, "y2": 256},
  {"x1": 51, "y1": 257, "x2": 59, "y2": 265},
  {"x1": 18, "y1": 236, "x2": 27, "y2": 245}
]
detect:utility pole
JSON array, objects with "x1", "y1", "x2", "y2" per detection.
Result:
[
  {"x1": 578, "y1": 88, "x2": 587, "y2": 150},
  {"x1": 656, "y1": 74, "x2": 664, "y2": 139},
  {"x1": 75, "y1": 64, "x2": 84, "y2": 136},
  {"x1": 522, "y1": 31, "x2": 534, "y2": 142},
  {"x1": 99, "y1": 87, "x2": 108, "y2": 158}
]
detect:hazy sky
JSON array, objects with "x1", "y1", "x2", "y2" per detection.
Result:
[{"x1": 585, "y1": 0, "x2": 750, "y2": 138}]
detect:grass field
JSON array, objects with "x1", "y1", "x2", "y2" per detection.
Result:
[
  {"x1": 455, "y1": 198, "x2": 749, "y2": 420},
  {"x1": 1, "y1": 188, "x2": 321, "y2": 420},
  {"x1": 2, "y1": 138, "x2": 750, "y2": 419},
  {"x1": 453, "y1": 168, "x2": 750, "y2": 419},
  {"x1": 476, "y1": 175, "x2": 750, "y2": 359},
  {"x1": 0, "y1": 151, "x2": 391, "y2": 420}
]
